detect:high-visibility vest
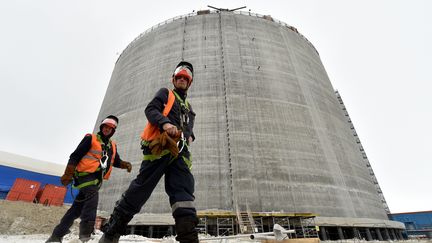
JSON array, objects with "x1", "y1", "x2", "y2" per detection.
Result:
[
  {"x1": 141, "y1": 89, "x2": 175, "y2": 141},
  {"x1": 76, "y1": 134, "x2": 117, "y2": 180}
]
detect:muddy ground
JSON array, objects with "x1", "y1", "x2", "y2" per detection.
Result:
[{"x1": 0, "y1": 199, "x2": 78, "y2": 235}]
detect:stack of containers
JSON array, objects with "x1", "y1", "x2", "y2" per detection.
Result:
[
  {"x1": 6, "y1": 178, "x2": 40, "y2": 202},
  {"x1": 6, "y1": 178, "x2": 67, "y2": 206},
  {"x1": 36, "y1": 184, "x2": 67, "y2": 206}
]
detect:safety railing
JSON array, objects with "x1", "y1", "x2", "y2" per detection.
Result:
[{"x1": 115, "y1": 10, "x2": 319, "y2": 64}]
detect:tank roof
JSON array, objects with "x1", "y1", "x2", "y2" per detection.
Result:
[{"x1": 116, "y1": 10, "x2": 318, "y2": 64}]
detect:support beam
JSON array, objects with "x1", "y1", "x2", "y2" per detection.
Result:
[
  {"x1": 149, "y1": 226, "x2": 154, "y2": 238},
  {"x1": 337, "y1": 227, "x2": 344, "y2": 240},
  {"x1": 390, "y1": 228, "x2": 397, "y2": 240},
  {"x1": 375, "y1": 228, "x2": 383, "y2": 241},
  {"x1": 383, "y1": 228, "x2": 390, "y2": 240},
  {"x1": 365, "y1": 228, "x2": 372, "y2": 241},
  {"x1": 319, "y1": 226, "x2": 328, "y2": 241},
  {"x1": 397, "y1": 230, "x2": 404, "y2": 240}
]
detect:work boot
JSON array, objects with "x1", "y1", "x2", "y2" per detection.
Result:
[
  {"x1": 45, "y1": 234, "x2": 63, "y2": 243},
  {"x1": 99, "y1": 209, "x2": 132, "y2": 243},
  {"x1": 175, "y1": 215, "x2": 199, "y2": 243},
  {"x1": 99, "y1": 233, "x2": 121, "y2": 243},
  {"x1": 79, "y1": 221, "x2": 95, "y2": 242}
]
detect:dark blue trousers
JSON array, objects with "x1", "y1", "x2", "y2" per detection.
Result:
[
  {"x1": 53, "y1": 185, "x2": 99, "y2": 237},
  {"x1": 115, "y1": 149, "x2": 196, "y2": 219}
]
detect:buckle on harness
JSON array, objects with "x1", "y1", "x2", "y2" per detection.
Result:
[
  {"x1": 100, "y1": 150, "x2": 108, "y2": 170},
  {"x1": 177, "y1": 132, "x2": 186, "y2": 153}
]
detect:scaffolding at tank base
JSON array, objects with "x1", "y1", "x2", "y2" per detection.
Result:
[
  {"x1": 106, "y1": 211, "x2": 406, "y2": 241},
  {"x1": 196, "y1": 210, "x2": 319, "y2": 238}
]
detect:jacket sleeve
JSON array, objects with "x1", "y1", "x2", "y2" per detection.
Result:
[
  {"x1": 113, "y1": 152, "x2": 122, "y2": 168},
  {"x1": 68, "y1": 134, "x2": 92, "y2": 166},
  {"x1": 145, "y1": 88, "x2": 172, "y2": 130}
]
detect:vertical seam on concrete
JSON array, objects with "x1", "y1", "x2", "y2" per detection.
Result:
[
  {"x1": 235, "y1": 14, "x2": 262, "y2": 210},
  {"x1": 218, "y1": 11, "x2": 234, "y2": 209},
  {"x1": 181, "y1": 17, "x2": 187, "y2": 60}
]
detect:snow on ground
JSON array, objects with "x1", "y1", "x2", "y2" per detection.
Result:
[
  {"x1": 0, "y1": 230, "x2": 261, "y2": 243},
  {"x1": 0, "y1": 232, "x2": 261, "y2": 243},
  {"x1": 0, "y1": 231, "x2": 170, "y2": 243},
  {"x1": 1, "y1": 233, "x2": 432, "y2": 243},
  {"x1": 2, "y1": 201, "x2": 432, "y2": 243}
]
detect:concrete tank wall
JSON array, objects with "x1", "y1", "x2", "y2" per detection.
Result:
[{"x1": 96, "y1": 11, "x2": 388, "y2": 220}]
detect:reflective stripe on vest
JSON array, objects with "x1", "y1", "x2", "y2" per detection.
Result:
[
  {"x1": 141, "y1": 89, "x2": 175, "y2": 141},
  {"x1": 75, "y1": 134, "x2": 117, "y2": 180}
]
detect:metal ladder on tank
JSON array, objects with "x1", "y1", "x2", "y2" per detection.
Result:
[{"x1": 236, "y1": 203, "x2": 256, "y2": 234}]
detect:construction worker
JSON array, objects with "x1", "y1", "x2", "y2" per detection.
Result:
[
  {"x1": 99, "y1": 61, "x2": 198, "y2": 243},
  {"x1": 46, "y1": 115, "x2": 132, "y2": 243}
]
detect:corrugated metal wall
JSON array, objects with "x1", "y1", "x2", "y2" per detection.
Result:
[{"x1": 96, "y1": 11, "x2": 388, "y2": 220}]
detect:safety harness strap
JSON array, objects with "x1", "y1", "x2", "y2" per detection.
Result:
[
  {"x1": 143, "y1": 149, "x2": 171, "y2": 161},
  {"x1": 73, "y1": 179, "x2": 100, "y2": 189},
  {"x1": 172, "y1": 90, "x2": 189, "y2": 109},
  {"x1": 182, "y1": 155, "x2": 192, "y2": 170},
  {"x1": 74, "y1": 167, "x2": 101, "y2": 177}
]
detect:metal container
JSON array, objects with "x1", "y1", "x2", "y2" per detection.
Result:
[
  {"x1": 36, "y1": 184, "x2": 67, "y2": 206},
  {"x1": 6, "y1": 178, "x2": 40, "y2": 203}
]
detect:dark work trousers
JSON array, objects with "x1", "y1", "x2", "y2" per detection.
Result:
[
  {"x1": 53, "y1": 185, "x2": 99, "y2": 237},
  {"x1": 115, "y1": 147, "x2": 196, "y2": 219}
]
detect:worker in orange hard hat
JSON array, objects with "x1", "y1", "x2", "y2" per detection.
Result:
[
  {"x1": 46, "y1": 115, "x2": 132, "y2": 243},
  {"x1": 100, "y1": 61, "x2": 198, "y2": 243}
]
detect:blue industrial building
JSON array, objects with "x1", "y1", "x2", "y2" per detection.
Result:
[
  {"x1": 0, "y1": 150, "x2": 77, "y2": 204},
  {"x1": 389, "y1": 211, "x2": 432, "y2": 239}
]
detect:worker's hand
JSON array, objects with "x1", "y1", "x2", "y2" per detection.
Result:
[
  {"x1": 120, "y1": 161, "x2": 132, "y2": 173},
  {"x1": 163, "y1": 123, "x2": 179, "y2": 137},
  {"x1": 188, "y1": 136, "x2": 193, "y2": 145},
  {"x1": 60, "y1": 164, "x2": 75, "y2": 186},
  {"x1": 165, "y1": 133, "x2": 180, "y2": 157},
  {"x1": 60, "y1": 174, "x2": 73, "y2": 186}
]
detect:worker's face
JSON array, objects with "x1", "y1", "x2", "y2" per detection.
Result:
[
  {"x1": 173, "y1": 75, "x2": 191, "y2": 91},
  {"x1": 101, "y1": 125, "x2": 114, "y2": 137}
]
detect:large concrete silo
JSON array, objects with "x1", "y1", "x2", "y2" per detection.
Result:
[{"x1": 95, "y1": 9, "x2": 402, "y2": 237}]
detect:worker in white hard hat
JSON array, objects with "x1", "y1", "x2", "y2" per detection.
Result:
[{"x1": 46, "y1": 115, "x2": 132, "y2": 243}]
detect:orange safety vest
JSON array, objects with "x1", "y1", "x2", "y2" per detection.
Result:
[
  {"x1": 141, "y1": 89, "x2": 175, "y2": 141},
  {"x1": 76, "y1": 134, "x2": 117, "y2": 180}
]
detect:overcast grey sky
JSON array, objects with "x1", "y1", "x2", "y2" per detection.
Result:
[{"x1": 0, "y1": 0, "x2": 430, "y2": 214}]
